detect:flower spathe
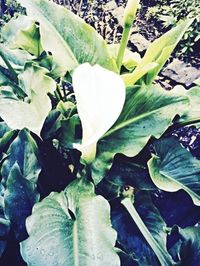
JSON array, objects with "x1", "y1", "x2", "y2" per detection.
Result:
[{"x1": 73, "y1": 63, "x2": 126, "y2": 163}]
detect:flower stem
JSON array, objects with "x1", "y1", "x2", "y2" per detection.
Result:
[
  {"x1": 121, "y1": 197, "x2": 176, "y2": 266},
  {"x1": 116, "y1": 25, "x2": 132, "y2": 71},
  {"x1": 116, "y1": 0, "x2": 140, "y2": 71}
]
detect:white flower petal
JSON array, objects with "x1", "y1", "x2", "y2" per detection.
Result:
[{"x1": 73, "y1": 63, "x2": 125, "y2": 163}]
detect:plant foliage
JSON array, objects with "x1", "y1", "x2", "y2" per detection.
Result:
[{"x1": 0, "y1": 0, "x2": 199, "y2": 265}]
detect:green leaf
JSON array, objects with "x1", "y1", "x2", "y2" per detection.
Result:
[
  {"x1": 97, "y1": 158, "x2": 156, "y2": 200},
  {"x1": 60, "y1": 115, "x2": 81, "y2": 149},
  {"x1": 122, "y1": 19, "x2": 193, "y2": 85},
  {"x1": 0, "y1": 64, "x2": 18, "y2": 88},
  {"x1": 20, "y1": 179, "x2": 120, "y2": 266},
  {"x1": 0, "y1": 122, "x2": 16, "y2": 151},
  {"x1": 17, "y1": 0, "x2": 117, "y2": 74},
  {"x1": 4, "y1": 163, "x2": 39, "y2": 241},
  {"x1": 180, "y1": 85, "x2": 200, "y2": 123},
  {"x1": 0, "y1": 184, "x2": 10, "y2": 257},
  {"x1": 148, "y1": 136, "x2": 200, "y2": 206},
  {"x1": 1, "y1": 129, "x2": 41, "y2": 185},
  {"x1": 0, "y1": 64, "x2": 56, "y2": 136},
  {"x1": 122, "y1": 62, "x2": 158, "y2": 86},
  {"x1": 0, "y1": 44, "x2": 33, "y2": 71},
  {"x1": 171, "y1": 226, "x2": 200, "y2": 266},
  {"x1": 92, "y1": 84, "x2": 189, "y2": 184},
  {"x1": 1, "y1": 15, "x2": 42, "y2": 57},
  {"x1": 41, "y1": 109, "x2": 62, "y2": 140},
  {"x1": 108, "y1": 44, "x2": 141, "y2": 71},
  {"x1": 0, "y1": 215, "x2": 10, "y2": 257}
]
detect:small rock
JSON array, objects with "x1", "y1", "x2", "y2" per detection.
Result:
[
  {"x1": 129, "y1": 33, "x2": 150, "y2": 53},
  {"x1": 162, "y1": 59, "x2": 200, "y2": 88},
  {"x1": 105, "y1": 0, "x2": 118, "y2": 12},
  {"x1": 112, "y1": 6, "x2": 125, "y2": 26}
]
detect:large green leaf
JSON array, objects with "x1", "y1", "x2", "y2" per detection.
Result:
[
  {"x1": 91, "y1": 84, "x2": 189, "y2": 184},
  {"x1": 17, "y1": 0, "x2": 117, "y2": 74},
  {"x1": 4, "y1": 163, "x2": 39, "y2": 241},
  {"x1": 0, "y1": 129, "x2": 40, "y2": 242},
  {"x1": 122, "y1": 19, "x2": 193, "y2": 85},
  {"x1": 20, "y1": 179, "x2": 120, "y2": 266},
  {"x1": 0, "y1": 64, "x2": 56, "y2": 136},
  {"x1": 148, "y1": 136, "x2": 200, "y2": 206}
]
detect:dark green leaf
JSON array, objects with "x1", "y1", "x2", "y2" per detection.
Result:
[
  {"x1": 171, "y1": 226, "x2": 200, "y2": 266},
  {"x1": 41, "y1": 109, "x2": 62, "y2": 139},
  {"x1": 0, "y1": 122, "x2": 16, "y2": 151},
  {"x1": 4, "y1": 163, "x2": 39, "y2": 241},
  {"x1": 0, "y1": 184, "x2": 10, "y2": 257},
  {"x1": 60, "y1": 115, "x2": 81, "y2": 149},
  {"x1": 97, "y1": 156, "x2": 156, "y2": 200},
  {"x1": 148, "y1": 136, "x2": 200, "y2": 205},
  {"x1": 1, "y1": 129, "x2": 41, "y2": 185}
]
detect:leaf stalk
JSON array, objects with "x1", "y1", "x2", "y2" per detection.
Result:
[{"x1": 121, "y1": 197, "x2": 176, "y2": 266}]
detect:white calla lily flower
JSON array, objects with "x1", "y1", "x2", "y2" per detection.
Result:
[{"x1": 73, "y1": 63, "x2": 125, "y2": 163}]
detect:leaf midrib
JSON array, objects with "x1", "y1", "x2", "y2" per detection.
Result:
[
  {"x1": 73, "y1": 220, "x2": 79, "y2": 266},
  {"x1": 103, "y1": 98, "x2": 188, "y2": 138}
]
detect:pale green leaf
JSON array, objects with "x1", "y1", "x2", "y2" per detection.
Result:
[
  {"x1": 20, "y1": 179, "x2": 120, "y2": 266},
  {"x1": 148, "y1": 136, "x2": 200, "y2": 206},
  {"x1": 122, "y1": 19, "x2": 193, "y2": 85},
  {"x1": 122, "y1": 62, "x2": 158, "y2": 86},
  {"x1": 17, "y1": 0, "x2": 118, "y2": 74},
  {"x1": 180, "y1": 85, "x2": 200, "y2": 122},
  {"x1": 1, "y1": 15, "x2": 42, "y2": 57},
  {"x1": 0, "y1": 65, "x2": 56, "y2": 135},
  {"x1": 0, "y1": 44, "x2": 33, "y2": 71}
]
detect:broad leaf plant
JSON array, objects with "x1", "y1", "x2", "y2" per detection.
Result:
[{"x1": 0, "y1": 0, "x2": 200, "y2": 265}]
